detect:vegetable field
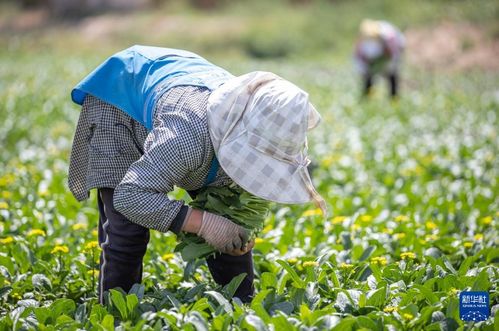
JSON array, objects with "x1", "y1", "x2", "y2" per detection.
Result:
[{"x1": 0, "y1": 0, "x2": 498, "y2": 330}]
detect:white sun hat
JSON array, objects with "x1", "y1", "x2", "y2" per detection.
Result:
[
  {"x1": 207, "y1": 71, "x2": 327, "y2": 215},
  {"x1": 360, "y1": 19, "x2": 382, "y2": 39}
]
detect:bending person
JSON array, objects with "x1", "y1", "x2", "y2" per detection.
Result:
[{"x1": 68, "y1": 45, "x2": 326, "y2": 303}]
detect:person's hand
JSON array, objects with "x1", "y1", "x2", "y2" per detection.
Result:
[
  {"x1": 197, "y1": 211, "x2": 250, "y2": 254},
  {"x1": 226, "y1": 239, "x2": 255, "y2": 256}
]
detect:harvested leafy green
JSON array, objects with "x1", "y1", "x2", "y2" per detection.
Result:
[{"x1": 175, "y1": 182, "x2": 271, "y2": 261}]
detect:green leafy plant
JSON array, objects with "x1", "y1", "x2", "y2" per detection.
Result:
[{"x1": 176, "y1": 182, "x2": 271, "y2": 260}]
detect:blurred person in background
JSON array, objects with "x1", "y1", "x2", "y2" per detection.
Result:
[
  {"x1": 68, "y1": 45, "x2": 326, "y2": 304},
  {"x1": 354, "y1": 19, "x2": 405, "y2": 98}
]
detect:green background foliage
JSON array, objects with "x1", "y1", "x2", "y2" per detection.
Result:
[{"x1": 0, "y1": 0, "x2": 498, "y2": 330}]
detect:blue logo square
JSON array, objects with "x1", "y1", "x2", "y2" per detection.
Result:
[{"x1": 459, "y1": 291, "x2": 490, "y2": 322}]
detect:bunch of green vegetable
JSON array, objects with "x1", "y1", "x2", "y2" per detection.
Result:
[{"x1": 175, "y1": 182, "x2": 271, "y2": 261}]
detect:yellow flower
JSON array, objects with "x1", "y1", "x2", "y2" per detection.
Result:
[
  {"x1": 91, "y1": 229, "x2": 98, "y2": 237},
  {"x1": 463, "y1": 242, "x2": 473, "y2": 248},
  {"x1": 254, "y1": 237, "x2": 265, "y2": 244},
  {"x1": 425, "y1": 234, "x2": 439, "y2": 241},
  {"x1": 302, "y1": 208, "x2": 322, "y2": 217},
  {"x1": 400, "y1": 252, "x2": 416, "y2": 260},
  {"x1": 383, "y1": 228, "x2": 394, "y2": 234},
  {"x1": 71, "y1": 223, "x2": 87, "y2": 231},
  {"x1": 303, "y1": 261, "x2": 319, "y2": 268},
  {"x1": 383, "y1": 306, "x2": 398, "y2": 313},
  {"x1": 371, "y1": 256, "x2": 388, "y2": 266},
  {"x1": 0, "y1": 236, "x2": 14, "y2": 245},
  {"x1": 84, "y1": 241, "x2": 99, "y2": 251},
  {"x1": 194, "y1": 274, "x2": 203, "y2": 281},
  {"x1": 394, "y1": 215, "x2": 409, "y2": 222},
  {"x1": 38, "y1": 189, "x2": 49, "y2": 197},
  {"x1": 287, "y1": 257, "x2": 298, "y2": 264},
  {"x1": 0, "y1": 201, "x2": 8, "y2": 210},
  {"x1": 3, "y1": 279, "x2": 11, "y2": 286},
  {"x1": 51, "y1": 245, "x2": 69, "y2": 254},
  {"x1": 321, "y1": 155, "x2": 338, "y2": 167},
  {"x1": 401, "y1": 165, "x2": 424, "y2": 177},
  {"x1": 359, "y1": 215, "x2": 373, "y2": 224},
  {"x1": 480, "y1": 216, "x2": 492, "y2": 225},
  {"x1": 27, "y1": 229, "x2": 46, "y2": 237},
  {"x1": 339, "y1": 263, "x2": 354, "y2": 270},
  {"x1": 87, "y1": 269, "x2": 99, "y2": 277},
  {"x1": 352, "y1": 224, "x2": 361, "y2": 231},
  {"x1": 162, "y1": 253, "x2": 175, "y2": 261},
  {"x1": 420, "y1": 154, "x2": 435, "y2": 166},
  {"x1": 0, "y1": 174, "x2": 15, "y2": 187},
  {"x1": 354, "y1": 152, "x2": 364, "y2": 161},
  {"x1": 394, "y1": 233, "x2": 406, "y2": 240},
  {"x1": 10, "y1": 292, "x2": 22, "y2": 300},
  {"x1": 331, "y1": 216, "x2": 347, "y2": 225},
  {"x1": 425, "y1": 221, "x2": 437, "y2": 230},
  {"x1": 473, "y1": 234, "x2": 483, "y2": 241},
  {"x1": 262, "y1": 224, "x2": 272, "y2": 234},
  {"x1": 1, "y1": 191, "x2": 12, "y2": 199},
  {"x1": 449, "y1": 288, "x2": 459, "y2": 296},
  {"x1": 403, "y1": 313, "x2": 414, "y2": 321}
]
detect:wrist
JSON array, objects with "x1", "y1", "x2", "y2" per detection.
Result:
[{"x1": 181, "y1": 208, "x2": 203, "y2": 234}]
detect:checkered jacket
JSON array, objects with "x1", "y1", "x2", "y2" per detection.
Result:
[{"x1": 68, "y1": 86, "x2": 232, "y2": 232}]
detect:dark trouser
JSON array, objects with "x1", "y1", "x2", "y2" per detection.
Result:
[
  {"x1": 364, "y1": 74, "x2": 374, "y2": 96},
  {"x1": 206, "y1": 252, "x2": 254, "y2": 302},
  {"x1": 363, "y1": 73, "x2": 399, "y2": 98},
  {"x1": 388, "y1": 73, "x2": 398, "y2": 97},
  {"x1": 97, "y1": 188, "x2": 254, "y2": 303}
]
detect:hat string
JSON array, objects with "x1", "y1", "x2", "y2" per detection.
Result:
[
  {"x1": 299, "y1": 166, "x2": 328, "y2": 218},
  {"x1": 247, "y1": 131, "x2": 327, "y2": 217}
]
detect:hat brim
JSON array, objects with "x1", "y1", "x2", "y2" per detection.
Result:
[{"x1": 216, "y1": 136, "x2": 314, "y2": 204}]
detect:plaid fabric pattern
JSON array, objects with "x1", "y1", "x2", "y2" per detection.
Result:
[
  {"x1": 207, "y1": 72, "x2": 324, "y2": 208},
  {"x1": 218, "y1": 135, "x2": 311, "y2": 204},
  {"x1": 68, "y1": 86, "x2": 232, "y2": 232},
  {"x1": 68, "y1": 95, "x2": 149, "y2": 201}
]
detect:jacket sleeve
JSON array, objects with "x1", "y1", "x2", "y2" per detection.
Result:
[{"x1": 113, "y1": 118, "x2": 205, "y2": 232}]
